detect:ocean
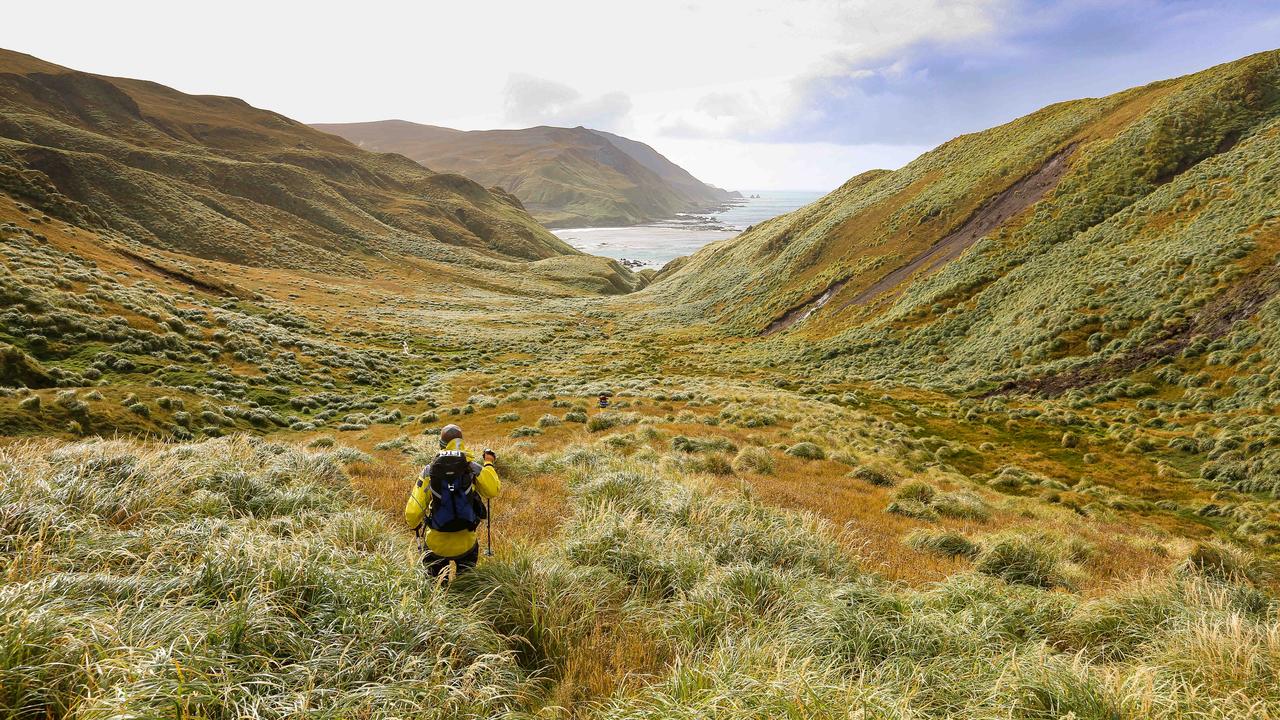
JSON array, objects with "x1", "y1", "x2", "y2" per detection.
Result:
[{"x1": 551, "y1": 190, "x2": 824, "y2": 268}]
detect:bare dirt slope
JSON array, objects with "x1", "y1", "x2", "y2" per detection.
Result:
[{"x1": 837, "y1": 145, "x2": 1075, "y2": 311}]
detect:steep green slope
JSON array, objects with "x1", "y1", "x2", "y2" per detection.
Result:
[
  {"x1": 0, "y1": 191, "x2": 645, "y2": 443},
  {"x1": 586, "y1": 128, "x2": 738, "y2": 207},
  {"x1": 657, "y1": 50, "x2": 1280, "y2": 398},
  {"x1": 312, "y1": 120, "x2": 737, "y2": 227},
  {"x1": 0, "y1": 49, "x2": 577, "y2": 272}
]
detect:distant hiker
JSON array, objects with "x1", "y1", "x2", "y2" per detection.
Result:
[
  {"x1": 598, "y1": 393, "x2": 610, "y2": 409},
  {"x1": 404, "y1": 424, "x2": 500, "y2": 578}
]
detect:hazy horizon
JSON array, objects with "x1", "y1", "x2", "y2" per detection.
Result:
[{"x1": 7, "y1": 1, "x2": 1279, "y2": 191}]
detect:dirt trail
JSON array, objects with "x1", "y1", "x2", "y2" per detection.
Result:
[
  {"x1": 762, "y1": 277, "x2": 850, "y2": 336},
  {"x1": 838, "y1": 146, "x2": 1076, "y2": 311},
  {"x1": 759, "y1": 147, "x2": 1076, "y2": 337},
  {"x1": 115, "y1": 246, "x2": 242, "y2": 297}
]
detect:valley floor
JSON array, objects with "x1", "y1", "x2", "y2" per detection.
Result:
[{"x1": 2, "y1": 199, "x2": 1278, "y2": 718}]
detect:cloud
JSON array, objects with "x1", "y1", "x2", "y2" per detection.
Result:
[
  {"x1": 656, "y1": 118, "x2": 717, "y2": 140},
  {"x1": 695, "y1": 92, "x2": 752, "y2": 120},
  {"x1": 654, "y1": 87, "x2": 796, "y2": 141},
  {"x1": 761, "y1": 0, "x2": 1280, "y2": 145},
  {"x1": 654, "y1": 137, "x2": 930, "y2": 192},
  {"x1": 643, "y1": 0, "x2": 1280, "y2": 148},
  {"x1": 502, "y1": 74, "x2": 632, "y2": 131},
  {"x1": 648, "y1": 0, "x2": 1009, "y2": 143}
]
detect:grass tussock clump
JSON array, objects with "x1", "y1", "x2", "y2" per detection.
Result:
[
  {"x1": 732, "y1": 446, "x2": 775, "y2": 475},
  {"x1": 932, "y1": 489, "x2": 991, "y2": 521},
  {"x1": 0, "y1": 435, "x2": 526, "y2": 718},
  {"x1": 886, "y1": 498, "x2": 938, "y2": 521},
  {"x1": 510, "y1": 425, "x2": 542, "y2": 438},
  {"x1": 717, "y1": 402, "x2": 778, "y2": 428},
  {"x1": 3, "y1": 435, "x2": 1280, "y2": 718},
  {"x1": 906, "y1": 528, "x2": 980, "y2": 558},
  {"x1": 688, "y1": 452, "x2": 735, "y2": 476},
  {"x1": 451, "y1": 552, "x2": 628, "y2": 675},
  {"x1": 974, "y1": 532, "x2": 1071, "y2": 588},
  {"x1": 887, "y1": 480, "x2": 991, "y2": 523},
  {"x1": 1179, "y1": 541, "x2": 1275, "y2": 585},
  {"x1": 895, "y1": 479, "x2": 937, "y2": 503},
  {"x1": 671, "y1": 434, "x2": 737, "y2": 454},
  {"x1": 587, "y1": 411, "x2": 639, "y2": 433},
  {"x1": 784, "y1": 441, "x2": 825, "y2": 460},
  {"x1": 851, "y1": 464, "x2": 898, "y2": 486},
  {"x1": 1202, "y1": 447, "x2": 1280, "y2": 497}
]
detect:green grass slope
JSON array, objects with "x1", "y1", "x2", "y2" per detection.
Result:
[
  {"x1": 0, "y1": 49, "x2": 578, "y2": 271},
  {"x1": 312, "y1": 120, "x2": 737, "y2": 227},
  {"x1": 4, "y1": 433, "x2": 1276, "y2": 717},
  {"x1": 586, "y1": 128, "x2": 739, "y2": 206},
  {"x1": 0, "y1": 188, "x2": 645, "y2": 443},
  {"x1": 657, "y1": 50, "x2": 1280, "y2": 391}
]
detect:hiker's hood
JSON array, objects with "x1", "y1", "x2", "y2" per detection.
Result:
[{"x1": 442, "y1": 438, "x2": 473, "y2": 458}]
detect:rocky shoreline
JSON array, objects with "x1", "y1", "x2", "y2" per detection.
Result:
[{"x1": 552, "y1": 192, "x2": 820, "y2": 269}]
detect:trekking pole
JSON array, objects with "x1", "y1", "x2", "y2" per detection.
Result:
[{"x1": 485, "y1": 499, "x2": 494, "y2": 556}]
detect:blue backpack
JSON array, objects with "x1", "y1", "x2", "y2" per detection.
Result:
[{"x1": 425, "y1": 450, "x2": 485, "y2": 532}]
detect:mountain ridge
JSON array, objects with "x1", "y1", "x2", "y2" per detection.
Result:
[
  {"x1": 0, "y1": 48, "x2": 581, "y2": 273},
  {"x1": 311, "y1": 119, "x2": 739, "y2": 227}
]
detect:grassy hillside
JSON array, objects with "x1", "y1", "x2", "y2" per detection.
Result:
[
  {"x1": 656, "y1": 50, "x2": 1280, "y2": 387},
  {"x1": 0, "y1": 188, "x2": 654, "y2": 447},
  {"x1": 4, "y1": 190, "x2": 1278, "y2": 716},
  {"x1": 313, "y1": 120, "x2": 738, "y2": 227},
  {"x1": 5, "y1": 427, "x2": 1277, "y2": 717},
  {"x1": 0, "y1": 49, "x2": 579, "y2": 271},
  {"x1": 584, "y1": 128, "x2": 739, "y2": 207},
  {"x1": 2, "y1": 49, "x2": 1279, "y2": 719}
]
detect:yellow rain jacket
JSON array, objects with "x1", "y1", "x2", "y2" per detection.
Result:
[{"x1": 404, "y1": 439, "x2": 500, "y2": 558}]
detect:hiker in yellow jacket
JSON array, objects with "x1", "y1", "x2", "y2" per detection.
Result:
[{"x1": 405, "y1": 424, "x2": 500, "y2": 577}]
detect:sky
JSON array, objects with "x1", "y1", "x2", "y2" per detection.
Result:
[{"x1": 6, "y1": 1, "x2": 1279, "y2": 190}]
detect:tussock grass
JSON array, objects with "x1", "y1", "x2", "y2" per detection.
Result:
[
  {"x1": 932, "y1": 489, "x2": 992, "y2": 521},
  {"x1": 3, "y1": 49, "x2": 1280, "y2": 720},
  {"x1": 1181, "y1": 541, "x2": 1276, "y2": 585},
  {"x1": 0, "y1": 435, "x2": 527, "y2": 718},
  {"x1": 731, "y1": 446, "x2": 775, "y2": 475},
  {"x1": 907, "y1": 528, "x2": 981, "y2": 558},
  {"x1": 3, "y1": 433, "x2": 1279, "y2": 717},
  {"x1": 974, "y1": 532, "x2": 1072, "y2": 588},
  {"x1": 784, "y1": 441, "x2": 826, "y2": 460},
  {"x1": 852, "y1": 464, "x2": 898, "y2": 486}
]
